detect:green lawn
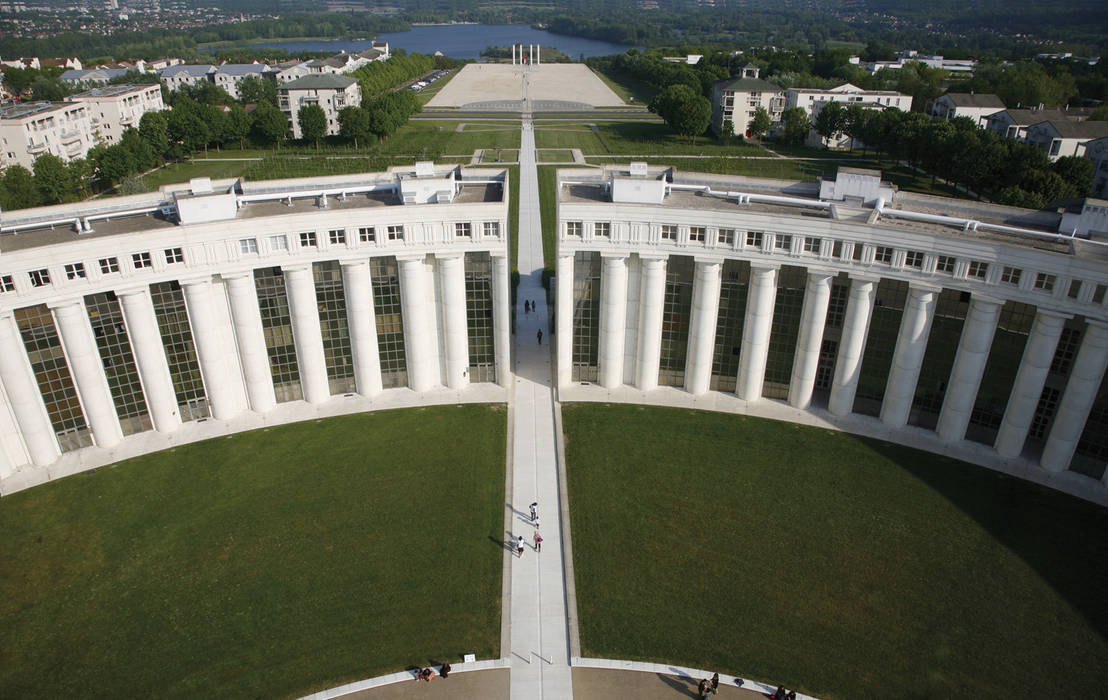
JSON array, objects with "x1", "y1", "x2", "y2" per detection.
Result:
[
  {"x1": 589, "y1": 67, "x2": 656, "y2": 106},
  {"x1": 481, "y1": 148, "x2": 519, "y2": 163},
  {"x1": 536, "y1": 122, "x2": 769, "y2": 156},
  {"x1": 563, "y1": 404, "x2": 1108, "y2": 700},
  {"x1": 0, "y1": 405, "x2": 506, "y2": 699},
  {"x1": 508, "y1": 165, "x2": 520, "y2": 271},
  {"x1": 537, "y1": 165, "x2": 558, "y2": 271},
  {"x1": 538, "y1": 149, "x2": 574, "y2": 163},
  {"x1": 137, "y1": 160, "x2": 251, "y2": 189}
]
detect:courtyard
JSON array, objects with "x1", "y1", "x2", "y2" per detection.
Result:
[{"x1": 425, "y1": 63, "x2": 626, "y2": 110}]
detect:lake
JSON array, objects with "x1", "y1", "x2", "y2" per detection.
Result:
[{"x1": 234, "y1": 24, "x2": 632, "y2": 60}]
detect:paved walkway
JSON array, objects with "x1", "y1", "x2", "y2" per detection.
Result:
[{"x1": 507, "y1": 116, "x2": 574, "y2": 699}]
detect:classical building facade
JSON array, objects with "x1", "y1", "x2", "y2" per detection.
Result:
[
  {"x1": 554, "y1": 165, "x2": 1108, "y2": 486},
  {"x1": 0, "y1": 165, "x2": 510, "y2": 489}
]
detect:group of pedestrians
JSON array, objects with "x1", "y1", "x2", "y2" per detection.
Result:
[
  {"x1": 697, "y1": 673, "x2": 720, "y2": 698},
  {"x1": 514, "y1": 501, "x2": 543, "y2": 557},
  {"x1": 523, "y1": 299, "x2": 544, "y2": 344}
]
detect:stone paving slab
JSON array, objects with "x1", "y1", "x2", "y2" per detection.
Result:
[
  {"x1": 427, "y1": 64, "x2": 624, "y2": 109},
  {"x1": 316, "y1": 667, "x2": 510, "y2": 700},
  {"x1": 573, "y1": 668, "x2": 770, "y2": 700}
]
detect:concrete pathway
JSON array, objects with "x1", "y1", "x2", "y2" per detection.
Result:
[{"x1": 507, "y1": 116, "x2": 574, "y2": 699}]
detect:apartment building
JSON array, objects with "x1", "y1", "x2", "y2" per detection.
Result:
[
  {"x1": 67, "y1": 84, "x2": 165, "y2": 145},
  {"x1": 710, "y1": 65, "x2": 785, "y2": 137},
  {"x1": 0, "y1": 101, "x2": 95, "y2": 170},
  {"x1": 160, "y1": 64, "x2": 215, "y2": 92},
  {"x1": 278, "y1": 75, "x2": 362, "y2": 139},
  {"x1": 928, "y1": 93, "x2": 1006, "y2": 126}
]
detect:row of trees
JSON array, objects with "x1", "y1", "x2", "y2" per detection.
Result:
[{"x1": 813, "y1": 104, "x2": 1093, "y2": 208}]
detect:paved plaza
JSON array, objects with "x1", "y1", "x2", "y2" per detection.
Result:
[{"x1": 425, "y1": 63, "x2": 625, "y2": 110}]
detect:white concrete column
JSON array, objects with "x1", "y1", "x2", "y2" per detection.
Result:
[
  {"x1": 50, "y1": 299, "x2": 123, "y2": 448},
  {"x1": 1040, "y1": 320, "x2": 1108, "y2": 473},
  {"x1": 224, "y1": 272, "x2": 276, "y2": 414},
  {"x1": 736, "y1": 263, "x2": 779, "y2": 401},
  {"x1": 995, "y1": 310, "x2": 1070, "y2": 458},
  {"x1": 117, "y1": 287, "x2": 181, "y2": 433},
  {"x1": 787, "y1": 270, "x2": 834, "y2": 409},
  {"x1": 556, "y1": 253, "x2": 574, "y2": 390},
  {"x1": 491, "y1": 252, "x2": 511, "y2": 388},
  {"x1": 340, "y1": 260, "x2": 383, "y2": 398},
  {"x1": 828, "y1": 275, "x2": 878, "y2": 417},
  {"x1": 880, "y1": 284, "x2": 940, "y2": 427},
  {"x1": 635, "y1": 254, "x2": 668, "y2": 391},
  {"x1": 936, "y1": 295, "x2": 1004, "y2": 442},
  {"x1": 180, "y1": 278, "x2": 238, "y2": 420},
  {"x1": 282, "y1": 264, "x2": 330, "y2": 404},
  {"x1": 0, "y1": 313, "x2": 60, "y2": 466},
  {"x1": 685, "y1": 258, "x2": 723, "y2": 395},
  {"x1": 599, "y1": 253, "x2": 629, "y2": 389},
  {"x1": 397, "y1": 254, "x2": 436, "y2": 392},
  {"x1": 438, "y1": 253, "x2": 469, "y2": 390}
]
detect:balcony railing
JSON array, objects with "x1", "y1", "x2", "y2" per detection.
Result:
[{"x1": 27, "y1": 141, "x2": 47, "y2": 153}]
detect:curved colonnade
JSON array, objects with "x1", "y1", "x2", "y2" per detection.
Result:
[
  {"x1": 554, "y1": 166, "x2": 1108, "y2": 490},
  {"x1": 0, "y1": 165, "x2": 511, "y2": 493}
]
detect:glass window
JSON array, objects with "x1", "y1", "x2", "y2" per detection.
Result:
[
  {"x1": 874, "y1": 246, "x2": 893, "y2": 264},
  {"x1": 689, "y1": 226, "x2": 706, "y2": 243},
  {"x1": 14, "y1": 305, "x2": 91, "y2": 451},
  {"x1": 465, "y1": 252, "x2": 496, "y2": 383},
  {"x1": 132, "y1": 252, "x2": 152, "y2": 269},
  {"x1": 328, "y1": 229, "x2": 346, "y2": 245},
  {"x1": 905, "y1": 251, "x2": 924, "y2": 268},
  {"x1": 65, "y1": 262, "x2": 86, "y2": 280},
  {"x1": 718, "y1": 228, "x2": 735, "y2": 246},
  {"x1": 1034, "y1": 273, "x2": 1055, "y2": 292},
  {"x1": 0, "y1": 274, "x2": 13, "y2": 292},
  {"x1": 387, "y1": 225, "x2": 405, "y2": 241},
  {"x1": 483, "y1": 222, "x2": 500, "y2": 238},
  {"x1": 659, "y1": 256, "x2": 694, "y2": 387},
  {"x1": 313, "y1": 261, "x2": 355, "y2": 394},
  {"x1": 240, "y1": 238, "x2": 258, "y2": 255},
  {"x1": 936, "y1": 256, "x2": 955, "y2": 274},
  {"x1": 85, "y1": 291, "x2": 151, "y2": 436},
  {"x1": 711, "y1": 260, "x2": 749, "y2": 392},
  {"x1": 1001, "y1": 266, "x2": 1021, "y2": 286},
  {"x1": 661, "y1": 225, "x2": 677, "y2": 241},
  {"x1": 371, "y1": 256, "x2": 407, "y2": 389},
  {"x1": 299, "y1": 231, "x2": 317, "y2": 248},
  {"x1": 746, "y1": 231, "x2": 763, "y2": 248},
  {"x1": 1067, "y1": 280, "x2": 1082, "y2": 299},
  {"x1": 803, "y1": 237, "x2": 820, "y2": 253},
  {"x1": 775, "y1": 234, "x2": 792, "y2": 251},
  {"x1": 359, "y1": 227, "x2": 376, "y2": 243},
  {"x1": 99, "y1": 257, "x2": 119, "y2": 274},
  {"x1": 150, "y1": 281, "x2": 210, "y2": 421},
  {"x1": 254, "y1": 268, "x2": 302, "y2": 402},
  {"x1": 594, "y1": 222, "x2": 610, "y2": 238},
  {"x1": 571, "y1": 251, "x2": 602, "y2": 383},
  {"x1": 566, "y1": 221, "x2": 582, "y2": 236},
  {"x1": 164, "y1": 247, "x2": 184, "y2": 264},
  {"x1": 269, "y1": 234, "x2": 288, "y2": 251},
  {"x1": 1094, "y1": 284, "x2": 1107, "y2": 304},
  {"x1": 29, "y1": 269, "x2": 50, "y2": 287},
  {"x1": 455, "y1": 222, "x2": 472, "y2": 237},
  {"x1": 968, "y1": 261, "x2": 988, "y2": 279}
]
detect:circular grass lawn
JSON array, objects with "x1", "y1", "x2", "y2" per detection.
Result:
[
  {"x1": 0, "y1": 405, "x2": 506, "y2": 699},
  {"x1": 563, "y1": 403, "x2": 1108, "y2": 700}
]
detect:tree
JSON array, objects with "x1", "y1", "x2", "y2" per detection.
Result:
[
  {"x1": 297, "y1": 104, "x2": 327, "y2": 148},
  {"x1": 30, "y1": 76, "x2": 67, "y2": 101},
  {"x1": 91, "y1": 144, "x2": 137, "y2": 186},
  {"x1": 1, "y1": 66, "x2": 37, "y2": 95},
  {"x1": 32, "y1": 153, "x2": 72, "y2": 204},
  {"x1": 648, "y1": 84, "x2": 711, "y2": 141},
  {"x1": 813, "y1": 101, "x2": 847, "y2": 147},
  {"x1": 1053, "y1": 156, "x2": 1094, "y2": 196},
  {"x1": 749, "y1": 106, "x2": 773, "y2": 139},
  {"x1": 139, "y1": 111, "x2": 169, "y2": 159},
  {"x1": 1090, "y1": 105, "x2": 1108, "y2": 121},
  {"x1": 225, "y1": 105, "x2": 252, "y2": 150},
  {"x1": 338, "y1": 106, "x2": 372, "y2": 148},
  {"x1": 167, "y1": 98, "x2": 212, "y2": 156},
  {"x1": 67, "y1": 158, "x2": 92, "y2": 199},
  {"x1": 237, "y1": 75, "x2": 277, "y2": 106},
  {"x1": 252, "y1": 102, "x2": 288, "y2": 147},
  {"x1": 896, "y1": 62, "x2": 949, "y2": 112},
  {"x1": 0, "y1": 165, "x2": 38, "y2": 210},
  {"x1": 781, "y1": 107, "x2": 811, "y2": 145}
]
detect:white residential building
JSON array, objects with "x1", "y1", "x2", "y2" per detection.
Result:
[
  {"x1": 211, "y1": 64, "x2": 268, "y2": 100},
  {"x1": 0, "y1": 101, "x2": 96, "y2": 170},
  {"x1": 928, "y1": 93, "x2": 1006, "y2": 126},
  {"x1": 786, "y1": 84, "x2": 912, "y2": 115},
  {"x1": 710, "y1": 65, "x2": 785, "y2": 138},
  {"x1": 1083, "y1": 137, "x2": 1108, "y2": 198},
  {"x1": 1025, "y1": 120, "x2": 1108, "y2": 161},
  {"x1": 278, "y1": 75, "x2": 362, "y2": 139},
  {"x1": 60, "y1": 68, "x2": 133, "y2": 86},
  {"x1": 67, "y1": 84, "x2": 165, "y2": 145},
  {"x1": 160, "y1": 65, "x2": 215, "y2": 92},
  {"x1": 984, "y1": 108, "x2": 1085, "y2": 141}
]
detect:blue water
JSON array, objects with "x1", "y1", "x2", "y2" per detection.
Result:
[{"x1": 234, "y1": 24, "x2": 631, "y2": 60}]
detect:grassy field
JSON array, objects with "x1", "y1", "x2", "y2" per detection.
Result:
[
  {"x1": 537, "y1": 165, "x2": 558, "y2": 271},
  {"x1": 508, "y1": 165, "x2": 520, "y2": 271},
  {"x1": 481, "y1": 148, "x2": 519, "y2": 164},
  {"x1": 589, "y1": 67, "x2": 656, "y2": 105},
  {"x1": 535, "y1": 122, "x2": 768, "y2": 157},
  {"x1": 563, "y1": 404, "x2": 1108, "y2": 700},
  {"x1": 0, "y1": 406, "x2": 506, "y2": 699},
  {"x1": 538, "y1": 149, "x2": 574, "y2": 162},
  {"x1": 136, "y1": 160, "x2": 252, "y2": 189}
]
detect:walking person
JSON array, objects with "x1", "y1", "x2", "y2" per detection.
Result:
[
  {"x1": 533, "y1": 531, "x2": 543, "y2": 552},
  {"x1": 524, "y1": 300, "x2": 529, "y2": 315},
  {"x1": 529, "y1": 502, "x2": 537, "y2": 521},
  {"x1": 537, "y1": 328, "x2": 543, "y2": 345},
  {"x1": 516, "y1": 535, "x2": 525, "y2": 557},
  {"x1": 710, "y1": 673, "x2": 719, "y2": 692}
]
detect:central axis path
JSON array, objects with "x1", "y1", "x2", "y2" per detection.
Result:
[{"x1": 508, "y1": 116, "x2": 574, "y2": 699}]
